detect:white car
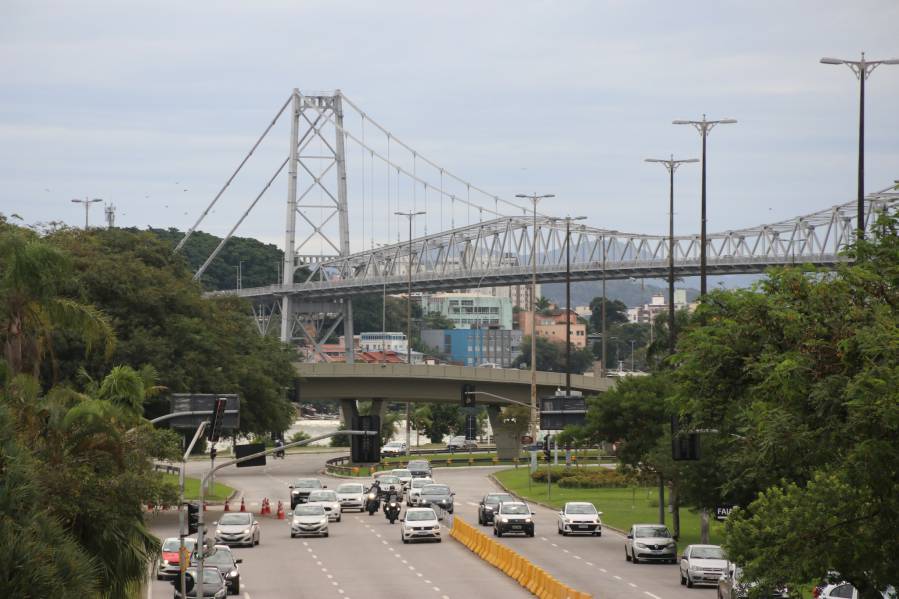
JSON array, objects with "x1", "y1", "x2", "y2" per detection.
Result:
[
  {"x1": 625, "y1": 524, "x2": 677, "y2": 563},
  {"x1": 381, "y1": 441, "x2": 407, "y2": 456},
  {"x1": 818, "y1": 583, "x2": 897, "y2": 598},
  {"x1": 372, "y1": 474, "x2": 404, "y2": 498},
  {"x1": 401, "y1": 507, "x2": 441, "y2": 544},
  {"x1": 392, "y1": 468, "x2": 413, "y2": 488},
  {"x1": 557, "y1": 501, "x2": 603, "y2": 536},
  {"x1": 405, "y1": 477, "x2": 434, "y2": 506},
  {"x1": 678, "y1": 544, "x2": 727, "y2": 587},
  {"x1": 213, "y1": 512, "x2": 261, "y2": 547},
  {"x1": 336, "y1": 482, "x2": 365, "y2": 512},
  {"x1": 289, "y1": 504, "x2": 329, "y2": 537},
  {"x1": 305, "y1": 489, "x2": 342, "y2": 522}
]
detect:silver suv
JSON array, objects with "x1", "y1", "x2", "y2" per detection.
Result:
[{"x1": 624, "y1": 524, "x2": 676, "y2": 564}]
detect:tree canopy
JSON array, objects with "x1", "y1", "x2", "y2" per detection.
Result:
[{"x1": 512, "y1": 335, "x2": 595, "y2": 374}]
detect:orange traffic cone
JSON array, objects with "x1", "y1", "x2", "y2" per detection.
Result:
[
  {"x1": 224, "y1": 499, "x2": 230, "y2": 512},
  {"x1": 260, "y1": 498, "x2": 270, "y2": 516},
  {"x1": 277, "y1": 501, "x2": 285, "y2": 520},
  {"x1": 239, "y1": 498, "x2": 246, "y2": 512}
]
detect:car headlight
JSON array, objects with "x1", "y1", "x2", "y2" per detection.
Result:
[
  {"x1": 242, "y1": 528, "x2": 250, "y2": 534},
  {"x1": 635, "y1": 542, "x2": 647, "y2": 548},
  {"x1": 162, "y1": 559, "x2": 170, "y2": 565},
  {"x1": 525, "y1": 518, "x2": 532, "y2": 523},
  {"x1": 666, "y1": 541, "x2": 676, "y2": 547},
  {"x1": 215, "y1": 528, "x2": 222, "y2": 535},
  {"x1": 229, "y1": 569, "x2": 238, "y2": 577},
  {"x1": 320, "y1": 518, "x2": 328, "y2": 524},
  {"x1": 500, "y1": 517, "x2": 509, "y2": 523},
  {"x1": 485, "y1": 506, "x2": 493, "y2": 511}
]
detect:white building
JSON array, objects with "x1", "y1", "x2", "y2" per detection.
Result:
[
  {"x1": 359, "y1": 332, "x2": 408, "y2": 354},
  {"x1": 627, "y1": 290, "x2": 690, "y2": 324}
]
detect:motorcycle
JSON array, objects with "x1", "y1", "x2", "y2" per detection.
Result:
[
  {"x1": 384, "y1": 498, "x2": 401, "y2": 524},
  {"x1": 273, "y1": 440, "x2": 285, "y2": 459},
  {"x1": 366, "y1": 491, "x2": 380, "y2": 516}
]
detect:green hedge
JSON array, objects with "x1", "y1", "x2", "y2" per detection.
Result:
[{"x1": 530, "y1": 466, "x2": 631, "y2": 488}]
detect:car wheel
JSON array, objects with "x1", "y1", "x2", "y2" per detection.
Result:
[
  {"x1": 232, "y1": 577, "x2": 240, "y2": 594},
  {"x1": 687, "y1": 574, "x2": 694, "y2": 588},
  {"x1": 436, "y1": 537, "x2": 442, "y2": 543},
  {"x1": 557, "y1": 525, "x2": 562, "y2": 535},
  {"x1": 337, "y1": 515, "x2": 342, "y2": 523},
  {"x1": 632, "y1": 554, "x2": 640, "y2": 564},
  {"x1": 402, "y1": 537, "x2": 409, "y2": 544},
  {"x1": 680, "y1": 571, "x2": 686, "y2": 585},
  {"x1": 527, "y1": 530, "x2": 534, "y2": 537},
  {"x1": 323, "y1": 532, "x2": 329, "y2": 537},
  {"x1": 625, "y1": 549, "x2": 631, "y2": 562}
]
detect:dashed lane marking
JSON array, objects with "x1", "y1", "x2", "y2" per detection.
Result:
[
  {"x1": 614, "y1": 575, "x2": 622, "y2": 580},
  {"x1": 573, "y1": 555, "x2": 582, "y2": 560},
  {"x1": 629, "y1": 582, "x2": 638, "y2": 588},
  {"x1": 600, "y1": 568, "x2": 607, "y2": 573},
  {"x1": 466, "y1": 502, "x2": 479, "y2": 507},
  {"x1": 585, "y1": 562, "x2": 594, "y2": 566},
  {"x1": 644, "y1": 593, "x2": 662, "y2": 599}
]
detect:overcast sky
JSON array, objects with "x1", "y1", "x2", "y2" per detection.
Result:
[{"x1": 2, "y1": 1, "x2": 898, "y2": 254}]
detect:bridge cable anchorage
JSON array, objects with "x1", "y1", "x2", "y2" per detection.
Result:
[
  {"x1": 339, "y1": 92, "x2": 535, "y2": 217},
  {"x1": 176, "y1": 94, "x2": 292, "y2": 253},
  {"x1": 296, "y1": 94, "x2": 542, "y2": 220}
]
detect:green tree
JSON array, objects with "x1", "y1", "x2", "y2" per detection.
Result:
[
  {"x1": 512, "y1": 335, "x2": 594, "y2": 374},
  {"x1": 409, "y1": 405, "x2": 433, "y2": 447},
  {"x1": 421, "y1": 402, "x2": 465, "y2": 443},
  {"x1": 422, "y1": 311, "x2": 455, "y2": 330},
  {"x1": 535, "y1": 296, "x2": 552, "y2": 313},
  {"x1": 588, "y1": 297, "x2": 628, "y2": 332}
]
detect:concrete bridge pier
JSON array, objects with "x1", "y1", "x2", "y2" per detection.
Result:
[
  {"x1": 338, "y1": 398, "x2": 386, "y2": 427},
  {"x1": 487, "y1": 405, "x2": 522, "y2": 461}
]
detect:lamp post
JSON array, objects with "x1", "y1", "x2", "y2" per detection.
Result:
[
  {"x1": 71, "y1": 197, "x2": 103, "y2": 229},
  {"x1": 395, "y1": 210, "x2": 425, "y2": 457},
  {"x1": 645, "y1": 156, "x2": 698, "y2": 353},
  {"x1": 516, "y1": 193, "x2": 554, "y2": 441},
  {"x1": 673, "y1": 116, "x2": 737, "y2": 297},
  {"x1": 820, "y1": 53, "x2": 899, "y2": 240},
  {"x1": 549, "y1": 216, "x2": 586, "y2": 395}
]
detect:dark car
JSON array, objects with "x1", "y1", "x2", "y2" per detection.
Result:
[
  {"x1": 289, "y1": 478, "x2": 325, "y2": 508},
  {"x1": 195, "y1": 546, "x2": 242, "y2": 595},
  {"x1": 172, "y1": 567, "x2": 228, "y2": 599},
  {"x1": 493, "y1": 501, "x2": 534, "y2": 537},
  {"x1": 407, "y1": 459, "x2": 432, "y2": 478},
  {"x1": 478, "y1": 492, "x2": 514, "y2": 525},
  {"x1": 417, "y1": 484, "x2": 454, "y2": 517}
]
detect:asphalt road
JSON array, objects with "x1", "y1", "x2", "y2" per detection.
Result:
[{"x1": 147, "y1": 453, "x2": 714, "y2": 599}]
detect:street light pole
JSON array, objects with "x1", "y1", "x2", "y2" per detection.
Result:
[
  {"x1": 395, "y1": 210, "x2": 425, "y2": 457},
  {"x1": 820, "y1": 53, "x2": 899, "y2": 239},
  {"x1": 516, "y1": 193, "x2": 555, "y2": 441},
  {"x1": 70, "y1": 197, "x2": 103, "y2": 229},
  {"x1": 673, "y1": 116, "x2": 737, "y2": 297},
  {"x1": 549, "y1": 216, "x2": 585, "y2": 394},
  {"x1": 645, "y1": 156, "x2": 698, "y2": 353}
]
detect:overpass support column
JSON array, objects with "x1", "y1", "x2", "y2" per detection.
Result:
[
  {"x1": 369, "y1": 399, "x2": 387, "y2": 422},
  {"x1": 339, "y1": 399, "x2": 359, "y2": 427},
  {"x1": 487, "y1": 405, "x2": 521, "y2": 461}
]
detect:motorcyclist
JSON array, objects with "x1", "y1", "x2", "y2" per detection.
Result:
[
  {"x1": 384, "y1": 491, "x2": 401, "y2": 523},
  {"x1": 273, "y1": 438, "x2": 285, "y2": 458},
  {"x1": 366, "y1": 480, "x2": 381, "y2": 515}
]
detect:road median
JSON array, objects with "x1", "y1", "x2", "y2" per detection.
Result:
[{"x1": 449, "y1": 515, "x2": 592, "y2": 599}]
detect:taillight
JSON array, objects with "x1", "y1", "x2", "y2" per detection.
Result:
[{"x1": 812, "y1": 586, "x2": 821, "y2": 598}]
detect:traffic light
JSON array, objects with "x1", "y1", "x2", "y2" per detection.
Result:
[
  {"x1": 187, "y1": 502, "x2": 200, "y2": 535},
  {"x1": 543, "y1": 435, "x2": 552, "y2": 461},
  {"x1": 207, "y1": 397, "x2": 227, "y2": 443},
  {"x1": 671, "y1": 416, "x2": 700, "y2": 461},
  {"x1": 461, "y1": 384, "x2": 476, "y2": 407}
]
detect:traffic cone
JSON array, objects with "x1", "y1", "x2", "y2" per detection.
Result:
[
  {"x1": 277, "y1": 501, "x2": 285, "y2": 520},
  {"x1": 224, "y1": 499, "x2": 230, "y2": 512},
  {"x1": 260, "y1": 498, "x2": 270, "y2": 516},
  {"x1": 239, "y1": 498, "x2": 246, "y2": 512}
]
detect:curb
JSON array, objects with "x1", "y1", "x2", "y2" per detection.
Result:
[{"x1": 487, "y1": 472, "x2": 626, "y2": 536}]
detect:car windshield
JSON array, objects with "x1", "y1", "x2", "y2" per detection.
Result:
[
  {"x1": 566, "y1": 504, "x2": 597, "y2": 515},
  {"x1": 308, "y1": 491, "x2": 337, "y2": 501},
  {"x1": 406, "y1": 510, "x2": 437, "y2": 521},
  {"x1": 393, "y1": 470, "x2": 411, "y2": 477},
  {"x1": 385, "y1": 442, "x2": 403, "y2": 448},
  {"x1": 486, "y1": 494, "x2": 511, "y2": 504},
  {"x1": 162, "y1": 539, "x2": 184, "y2": 552},
  {"x1": 636, "y1": 526, "x2": 671, "y2": 538},
  {"x1": 412, "y1": 479, "x2": 433, "y2": 488},
  {"x1": 422, "y1": 485, "x2": 449, "y2": 495},
  {"x1": 408, "y1": 461, "x2": 429, "y2": 468},
  {"x1": 691, "y1": 546, "x2": 726, "y2": 559},
  {"x1": 379, "y1": 476, "x2": 400, "y2": 484},
  {"x1": 188, "y1": 569, "x2": 223, "y2": 585},
  {"x1": 337, "y1": 484, "x2": 363, "y2": 493},
  {"x1": 219, "y1": 513, "x2": 252, "y2": 525},
  {"x1": 501, "y1": 504, "x2": 530, "y2": 515},
  {"x1": 203, "y1": 551, "x2": 234, "y2": 567},
  {"x1": 293, "y1": 479, "x2": 321, "y2": 488},
  {"x1": 294, "y1": 505, "x2": 325, "y2": 516}
]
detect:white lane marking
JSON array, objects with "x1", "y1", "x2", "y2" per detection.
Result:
[
  {"x1": 401, "y1": 559, "x2": 408, "y2": 564},
  {"x1": 562, "y1": 549, "x2": 570, "y2": 553},
  {"x1": 311, "y1": 554, "x2": 317, "y2": 559},
  {"x1": 244, "y1": 594, "x2": 251, "y2": 599},
  {"x1": 382, "y1": 540, "x2": 388, "y2": 545},
  {"x1": 573, "y1": 555, "x2": 582, "y2": 560},
  {"x1": 466, "y1": 501, "x2": 479, "y2": 507},
  {"x1": 332, "y1": 581, "x2": 339, "y2": 586},
  {"x1": 614, "y1": 575, "x2": 622, "y2": 580},
  {"x1": 417, "y1": 573, "x2": 423, "y2": 577},
  {"x1": 540, "y1": 536, "x2": 548, "y2": 541},
  {"x1": 432, "y1": 587, "x2": 440, "y2": 592},
  {"x1": 586, "y1": 561, "x2": 594, "y2": 566},
  {"x1": 551, "y1": 543, "x2": 558, "y2": 547},
  {"x1": 338, "y1": 591, "x2": 345, "y2": 595},
  {"x1": 600, "y1": 568, "x2": 607, "y2": 573},
  {"x1": 376, "y1": 534, "x2": 382, "y2": 538},
  {"x1": 327, "y1": 574, "x2": 334, "y2": 579},
  {"x1": 629, "y1": 582, "x2": 638, "y2": 588},
  {"x1": 442, "y1": 596, "x2": 450, "y2": 599},
  {"x1": 408, "y1": 566, "x2": 415, "y2": 571},
  {"x1": 425, "y1": 579, "x2": 432, "y2": 584},
  {"x1": 302, "y1": 541, "x2": 309, "y2": 546},
  {"x1": 645, "y1": 593, "x2": 662, "y2": 599}
]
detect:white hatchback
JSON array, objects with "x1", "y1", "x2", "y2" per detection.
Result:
[
  {"x1": 336, "y1": 482, "x2": 365, "y2": 512},
  {"x1": 405, "y1": 477, "x2": 434, "y2": 506},
  {"x1": 401, "y1": 508, "x2": 441, "y2": 544},
  {"x1": 305, "y1": 490, "x2": 342, "y2": 522}
]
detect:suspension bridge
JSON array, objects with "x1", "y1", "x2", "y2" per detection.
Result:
[{"x1": 179, "y1": 89, "x2": 898, "y2": 358}]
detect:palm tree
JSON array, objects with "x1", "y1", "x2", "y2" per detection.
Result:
[
  {"x1": 0, "y1": 229, "x2": 115, "y2": 378},
  {"x1": 535, "y1": 296, "x2": 552, "y2": 313}
]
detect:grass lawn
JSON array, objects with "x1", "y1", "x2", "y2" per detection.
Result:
[
  {"x1": 494, "y1": 467, "x2": 723, "y2": 552},
  {"x1": 383, "y1": 451, "x2": 614, "y2": 466},
  {"x1": 161, "y1": 473, "x2": 236, "y2": 502}
]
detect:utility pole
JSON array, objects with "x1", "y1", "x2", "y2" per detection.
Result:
[
  {"x1": 516, "y1": 193, "x2": 554, "y2": 441},
  {"x1": 70, "y1": 197, "x2": 103, "y2": 229},
  {"x1": 820, "y1": 53, "x2": 899, "y2": 239},
  {"x1": 395, "y1": 210, "x2": 424, "y2": 457},
  {"x1": 673, "y1": 116, "x2": 737, "y2": 296},
  {"x1": 645, "y1": 156, "x2": 698, "y2": 353},
  {"x1": 551, "y1": 216, "x2": 585, "y2": 394}
]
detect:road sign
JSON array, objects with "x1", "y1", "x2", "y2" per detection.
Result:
[
  {"x1": 539, "y1": 395, "x2": 586, "y2": 430},
  {"x1": 168, "y1": 394, "x2": 240, "y2": 432},
  {"x1": 715, "y1": 505, "x2": 735, "y2": 521},
  {"x1": 234, "y1": 443, "x2": 266, "y2": 468}
]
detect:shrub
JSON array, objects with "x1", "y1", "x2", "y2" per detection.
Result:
[{"x1": 556, "y1": 469, "x2": 630, "y2": 488}]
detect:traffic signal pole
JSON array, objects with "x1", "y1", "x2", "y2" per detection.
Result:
[
  {"x1": 179, "y1": 421, "x2": 208, "y2": 599},
  {"x1": 194, "y1": 430, "x2": 377, "y2": 599}
]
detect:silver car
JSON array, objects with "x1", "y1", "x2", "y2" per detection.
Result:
[
  {"x1": 557, "y1": 501, "x2": 603, "y2": 536},
  {"x1": 336, "y1": 482, "x2": 365, "y2": 512},
  {"x1": 678, "y1": 544, "x2": 727, "y2": 587},
  {"x1": 392, "y1": 468, "x2": 413, "y2": 488},
  {"x1": 306, "y1": 489, "x2": 342, "y2": 522},
  {"x1": 213, "y1": 512, "x2": 260, "y2": 548},
  {"x1": 624, "y1": 524, "x2": 676, "y2": 563},
  {"x1": 289, "y1": 504, "x2": 329, "y2": 538},
  {"x1": 405, "y1": 477, "x2": 434, "y2": 506}
]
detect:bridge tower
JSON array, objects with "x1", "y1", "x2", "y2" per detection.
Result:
[{"x1": 281, "y1": 89, "x2": 354, "y2": 362}]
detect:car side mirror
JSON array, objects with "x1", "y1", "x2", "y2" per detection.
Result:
[
  {"x1": 451, "y1": 492, "x2": 455, "y2": 496},
  {"x1": 323, "y1": 485, "x2": 328, "y2": 488},
  {"x1": 558, "y1": 510, "x2": 564, "y2": 515},
  {"x1": 531, "y1": 511, "x2": 536, "y2": 515},
  {"x1": 289, "y1": 485, "x2": 294, "y2": 489},
  {"x1": 627, "y1": 534, "x2": 633, "y2": 539},
  {"x1": 253, "y1": 520, "x2": 258, "y2": 525},
  {"x1": 236, "y1": 559, "x2": 243, "y2": 564},
  {"x1": 212, "y1": 521, "x2": 218, "y2": 525}
]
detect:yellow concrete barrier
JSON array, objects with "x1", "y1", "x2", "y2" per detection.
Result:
[{"x1": 448, "y1": 516, "x2": 592, "y2": 599}]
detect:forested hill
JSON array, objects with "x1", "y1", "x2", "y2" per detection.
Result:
[{"x1": 149, "y1": 228, "x2": 285, "y2": 291}]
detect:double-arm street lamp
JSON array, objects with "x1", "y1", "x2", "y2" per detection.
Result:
[
  {"x1": 820, "y1": 52, "x2": 899, "y2": 239},
  {"x1": 515, "y1": 193, "x2": 554, "y2": 441},
  {"x1": 71, "y1": 197, "x2": 103, "y2": 229},
  {"x1": 645, "y1": 156, "x2": 698, "y2": 353},
  {"x1": 395, "y1": 210, "x2": 425, "y2": 456},
  {"x1": 673, "y1": 116, "x2": 737, "y2": 297}
]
